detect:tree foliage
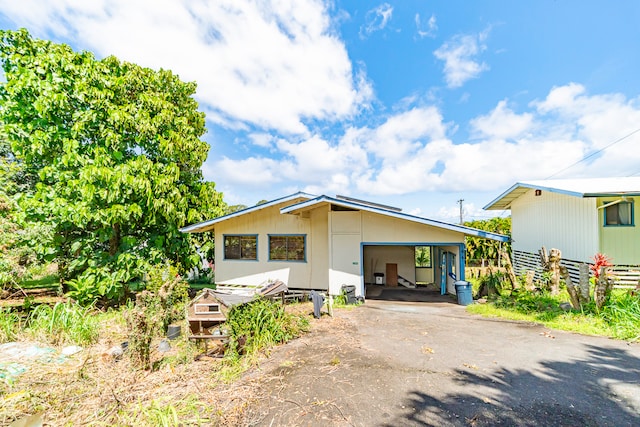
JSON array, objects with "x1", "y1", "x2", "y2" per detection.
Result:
[
  {"x1": 0, "y1": 29, "x2": 225, "y2": 302},
  {"x1": 464, "y1": 217, "x2": 511, "y2": 265}
]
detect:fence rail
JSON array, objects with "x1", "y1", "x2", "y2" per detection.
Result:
[{"x1": 512, "y1": 250, "x2": 639, "y2": 289}]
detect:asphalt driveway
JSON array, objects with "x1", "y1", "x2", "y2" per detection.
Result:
[{"x1": 245, "y1": 288, "x2": 640, "y2": 426}]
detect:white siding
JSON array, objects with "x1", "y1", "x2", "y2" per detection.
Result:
[{"x1": 512, "y1": 189, "x2": 598, "y2": 263}]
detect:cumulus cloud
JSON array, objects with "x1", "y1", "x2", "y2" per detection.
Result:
[
  {"x1": 415, "y1": 13, "x2": 437, "y2": 38},
  {"x1": 470, "y1": 100, "x2": 534, "y2": 140},
  {"x1": 0, "y1": 0, "x2": 371, "y2": 134},
  {"x1": 215, "y1": 84, "x2": 640, "y2": 200},
  {"x1": 360, "y1": 3, "x2": 393, "y2": 38},
  {"x1": 434, "y1": 29, "x2": 490, "y2": 88}
]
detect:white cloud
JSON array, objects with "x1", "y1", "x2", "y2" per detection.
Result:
[
  {"x1": 0, "y1": 0, "x2": 371, "y2": 134},
  {"x1": 248, "y1": 133, "x2": 276, "y2": 148},
  {"x1": 215, "y1": 157, "x2": 281, "y2": 187},
  {"x1": 360, "y1": 3, "x2": 393, "y2": 38},
  {"x1": 434, "y1": 29, "x2": 490, "y2": 88},
  {"x1": 415, "y1": 13, "x2": 437, "y2": 38},
  {"x1": 470, "y1": 100, "x2": 534, "y2": 140}
]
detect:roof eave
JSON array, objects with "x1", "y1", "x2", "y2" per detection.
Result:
[
  {"x1": 283, "y1": 196, "x2": 510, "y2": 242},
  {"x1": 180, "y1": 192, "x2": 317, "y2": 233}
]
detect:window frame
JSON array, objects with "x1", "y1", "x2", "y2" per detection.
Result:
[
  {"x1": 268, "y1": 234, "x2": 306, "y2": 262},
  {"x1": 603, "y1": 200, "x2": 634, "y2": 227},
  {"x1": 223, "y1": 234, "x2": 258, "y2": 261}
]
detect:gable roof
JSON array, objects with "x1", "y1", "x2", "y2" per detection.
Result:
[
  {"x1": 484, "y1": 177, "x2": 640, "y2": 210},
  {"x1": 281, "y1": 195, "x2": 509, "y2": 242},
  {"x1": 179, "y1": 192, "x2": 315, "y2": 233}
]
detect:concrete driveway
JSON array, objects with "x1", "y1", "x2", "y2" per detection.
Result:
[{"x1": 246, "y1": 288, "x2": 640, "y2": 426}]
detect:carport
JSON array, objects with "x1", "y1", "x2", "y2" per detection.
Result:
[{"x1": 362, "y1": 243, "x2": 465, "y2": 295}]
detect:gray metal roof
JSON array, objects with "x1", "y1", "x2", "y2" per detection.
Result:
[{"x1": 484, "y1": 177, "x2": 640, "y2": 210}]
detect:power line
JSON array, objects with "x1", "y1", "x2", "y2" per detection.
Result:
[{"x1": 546, "y1": 126, "x2": 640, "y2": 179}]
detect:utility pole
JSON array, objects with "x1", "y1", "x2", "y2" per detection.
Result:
[{"x1": 457, "y1": 199, "x2": 464, "y2": 224}]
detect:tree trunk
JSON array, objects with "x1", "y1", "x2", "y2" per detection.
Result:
[
  {"x1": 595, "y1": 266, "x2": 612, "y2": 310},
  {"x1": 549, "y1": 248, "x2": 562, "y2": 295},
  {"x1": 500, "y1": 248, "x2": 518, "y2": 290},
  {"x1": 539, "y1": 246, "x2": 549, "y2": 270},
  {"x1": 109, "y1": 223, "x2": 121, "y2": 256},
  {"x1": 578, "y1": 263, "x2": 591, "y2": 304},
  {"x1": 525, "y1": 270, "x2": 536, "y2": 291},
  {"x1": 560, "y1": 266, "x2": 581, "y2": 310}
]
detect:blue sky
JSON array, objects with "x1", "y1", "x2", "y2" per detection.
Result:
[{"x1": 2, "y1": 0, "x2": 640, "y2": 222}]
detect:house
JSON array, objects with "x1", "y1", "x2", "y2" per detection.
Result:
[
  {"x1": 484, "y1": 177, "x2": 640, "y2": 283},
  {"x1": 181, "y1": 193, "x2": 508, "y2": 298}
]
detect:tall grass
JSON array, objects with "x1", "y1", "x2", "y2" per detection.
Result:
[
  {"x1": 0, "y1": 307, "x2": 21, "y2": 342},
  {"x1": 26, "y1": 301, "x2": 100, "y2": 346},
  {"x1": 600, "y1": 292, "x2": 640, "y2": 340},
  {"x1": 226, "y1": 298, "x2": 309, "y2": 358}
]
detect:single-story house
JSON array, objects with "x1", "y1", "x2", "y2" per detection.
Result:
[
  {"x1": 181, "y1": 193, "x2": 508, "y2": 298},
  {"x1": 484, "y1": 177, "x2": 640, "y2": 283}
]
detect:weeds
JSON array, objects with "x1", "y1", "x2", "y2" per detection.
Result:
[
  {"x1": 0, "y1": 307, "x2": 21, "y2": 342},
  {"x1": 226, "y1": 298, "x2": 309, "y2": 358},
  {"x1": 469, "y1": 288, "x2": 640, "y2": 341},
  {"x1": 25, "y1": 301, "x2": 100, "y2": 346}
]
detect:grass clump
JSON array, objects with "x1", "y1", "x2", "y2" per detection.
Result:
[
  {"x1": 226, "y1": 298, "x2": 309, "y2": 359},
  {"x1": 0, "y1": 307, "x2": 21, "y2": 342},
  {"x1": 25, "y1": 301, "x2": 100, "y2": 346}
]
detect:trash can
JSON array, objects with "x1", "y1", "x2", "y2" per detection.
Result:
[
  {"x1": 374, "y1": 273, "x2": 384, "y2": 285},
  {"x1": 341, "y1": 284, "x2": 357, "y2": 304},
  {"x1": 454, "y1": 280, "x2": 473, "y2": 306}
]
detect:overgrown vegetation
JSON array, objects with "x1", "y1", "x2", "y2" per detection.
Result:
[
  {"x1": 465, "y1": 217, "x2": 511, "y2": 266},
  {"x1": 468, "y1": 275, "x2": 640, "y2": 341},
  {"x1": 0, "y1": 302, "x2": 100, "y2": 346},
  {"x1": 226, "y1": 298, "x2": 309, "y2": 359},
  {"x1": 0, "y1": 29, "x2": 226, "y2": 303}
]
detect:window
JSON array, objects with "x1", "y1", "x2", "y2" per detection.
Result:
[
  {"x1": 415, "y1": 246, "x2": 432, "y2": 267},
  {"x1": 269, "y1": 235, "x2": 305, "y2": 261},
  {"x1": 224, "y1": 235, "x2": 257, "y2": 260},
  {"x1": 604, "y1": 201, "x2": 633, "y2": 226}
]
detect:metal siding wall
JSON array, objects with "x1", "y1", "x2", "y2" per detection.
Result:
[
  {"x1": 512, "y1": 190, "x2": 598, "y2": 263},
  {"x1": 598, "y1": 196, "x2": 640, "y2": 264}
]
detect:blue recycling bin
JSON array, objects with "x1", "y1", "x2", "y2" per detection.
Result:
[{"x1": 454, "y1": 281, "x2": 473, "y2": 306}]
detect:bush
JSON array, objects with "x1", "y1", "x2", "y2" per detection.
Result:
[{"x1": 225, "y1": 298, "x2": 309, "y2": 358}]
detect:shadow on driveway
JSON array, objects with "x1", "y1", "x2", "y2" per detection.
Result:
[
  {"x1": 366, "y1": 286, "x2": 458, "y2": 304},
  {"x1": 385, "y1": 344, "x2": 640, "y2": 426}
]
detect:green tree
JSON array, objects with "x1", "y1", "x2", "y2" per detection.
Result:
[
  {"x1": 0, "y1": 29, "x2": 225, "y2": 303},
  {"x1": 464, "y1": 217, "x2": 511, "y2": 267}
]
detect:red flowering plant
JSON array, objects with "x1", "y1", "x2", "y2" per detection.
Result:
[{"x1": 589, "y1": 253, "x2": 613, "y2": 280}]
